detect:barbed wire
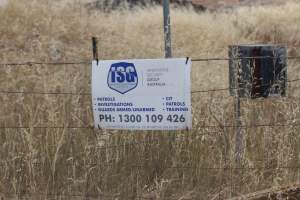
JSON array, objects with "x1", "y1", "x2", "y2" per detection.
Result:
[
  {"x1": 0, "y1": 129, "x2": 261, "y2": 152},
  {"x1": 125, "y1": 165, "x2": 300, "y2": 170},
  {"x1": 287, "y1": 78, "x2": 300, "y2": 83},
  {"x1": 0, "y1": 126, "x2": 223, "y2": 139},
  {"x1": 1, "y1": 179, "x2": 299, "y2": 200},
  {"x1": 1, "y1": 157, "x2": 299, "y2": 171},
  {"x1": 0, "y1": 78, "x2": 300, "y2": 96},
  {"x1": 0, "y1": 156, "x2": 287, "y2": 172},
  {"x1": 0, "y1": 125, "x2": 297, "y2": 159},
  {"x1": 1, "y1": 56, "x2": 300, "y2": 66},
  {"x1": 0, "y1": 90, "x2": 92, "y2": 96},
  {"x1": 191, "y1": 78, "x2": 300, "y2": 94},
  {"x1": 192, "y1": 56, "x2": 300, "y2": 62},
  {"x1": 2, "y1": 178, "x2": 299, "y2": 200},
  {"x1": 0, "y1": 125, "x2": 94, "y2": 129},
  {"x1": 0, "y1": 191, "x2": 135, "y2": 200},
  {"x1": 1, "y1": 121, "x2": 300, "y2": 130},
  {"x1": 0, "y1": 61, "x2": 90, "y2": 66},
  {"x1": 0, "y1": 191, "x2": 184, "y2": 200}
]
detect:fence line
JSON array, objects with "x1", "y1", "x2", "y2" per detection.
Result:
[
  {"x1": 1, "y1": 122, "x2": 300, "y2": 130},
  {"x1": 0, "y1": 158, "x2": 299, "y2": 171},
  {"x1": 1, "y1": 74, "x2": 300, "y2": 131},
  {"x1": 1, "y1": 55, "x2": 300, "y2": 66},
  {"x1": 0, "y1": 128, "x2": 286, "y2": 151},
  {"x1": 112, "y1": 165, "x2": 300, "y2": 170},
  {"x1": 0, "y1": 125, "x2": 298, "y2": 157},
  {"x1": 0, "y1": 61, "x2": 90, "y2": 66},
  {"x1": 1, "y1": 192, "x2": 141, "y2": 200},
  {"x1": 0, "y1": 77, "x2": 300, "y2": 96},
  {"x1": 0, "y1": 56, "x2": 299, "y2": 95},
  {"x1": 191, "y1": 56, "x2": 300, "y2": 62},
  {"x1": 0, "y1": 192, "x2": 188, "y2": 200},
  {"x1": 1, "y1": 169, "x2": 297, "y2": 200},
  {"x1": 191, "y1": 78, "x2": 300, "y2": 94},
  {"x1": 0, "y1": 90, "x2": 92, "y2": 96},
  {"x1": 0, "y1": 126, "x2": 219, "y2": 139}
]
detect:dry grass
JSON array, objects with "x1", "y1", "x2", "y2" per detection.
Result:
[{"x1": 0, "y1": 0, "x2": 300, "y2": 199}]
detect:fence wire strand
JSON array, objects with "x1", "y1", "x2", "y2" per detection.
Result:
[
  {"x1": 0, "y1": 77, "x2": 300, "y2": 96},
  {"x1": 1, "y1": 55, "x2": 300, "y2": 66},
  {"x1": 1, "y1": 122, "x2": 300, "y2": 130}
]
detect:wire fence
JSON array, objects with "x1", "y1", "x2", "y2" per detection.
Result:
[
  {"x1": 1, "y1": 59, "x2": 300, "y2": 96},
  {"x1": 1, "y1": 79, "x2": 299, "y2": 95},
  {"x1": 2, "y1": 182, "x2": 299, "y2": 200},
  {"x1": 0, "y1": 166, "x2": 298, "y2": 200},
  {"x1": 1, "y1": 121, "x2": 300, "y2": 130},
  {"x1": 1, "y1": 55, "x2": 300, "y2": 66},
  {"x1": 1, "y1": 55, "x2": 300, "y2": 200}
]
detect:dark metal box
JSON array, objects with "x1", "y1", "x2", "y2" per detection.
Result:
[{"x1": 229, "y1": 44, "x2": 287, "y2": 98}]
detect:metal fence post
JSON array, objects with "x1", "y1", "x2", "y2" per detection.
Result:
[
  {"x1": 229, "y1": 47, "x2": 244, "y2": 166},
  {"x1": 232, "y1": 56, "x2": 243, "y2": 197},
  {"x1": 163, "y1": 0, "x2": 172, "y2": 58},
  {"x1": 16, "y1": 157, "x2": 25, "y2": 200},
  {"x1": 234, "y1": 95, "x2": 243, "y2": 166},
  {"x1": 233, "y1": 59, "x2": 244, "y2": 167},
  {"x1": 163, "y1": 0, "x2": 177, "y2": 163}
]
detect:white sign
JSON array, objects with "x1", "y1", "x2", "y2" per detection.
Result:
[{"x1": 92, "y1": 58, "x2": 192, "y2": 130}]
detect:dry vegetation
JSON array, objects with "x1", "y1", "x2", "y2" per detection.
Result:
[{"x1": 0, "y1": 0, "x2": 300, "y2": 199}]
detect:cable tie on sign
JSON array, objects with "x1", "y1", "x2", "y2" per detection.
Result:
[
  {"x1": 185, "y1": 57, "x2": 190, "y2": 64},
  {"x1": 92, "y1": 37, "x2": 99, "y2": 65}
]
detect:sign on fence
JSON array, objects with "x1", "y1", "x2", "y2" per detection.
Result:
[{"x1": 92, "y1": 58, "x2": 192, "y2": 130}]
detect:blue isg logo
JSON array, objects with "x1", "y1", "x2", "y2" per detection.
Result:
[{"x1": 107, "y1": 62, "x2": 138, "y2": 94}]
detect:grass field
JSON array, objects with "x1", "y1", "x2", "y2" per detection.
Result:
[{"x1": 0, "y1": 0, "x2": 300, "y2": 199}]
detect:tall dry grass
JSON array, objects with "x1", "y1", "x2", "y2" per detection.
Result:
[{"x1": 0, "y1": 0, "x2": 300, "y2": 199}]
